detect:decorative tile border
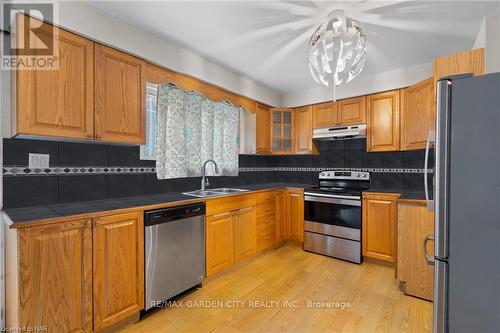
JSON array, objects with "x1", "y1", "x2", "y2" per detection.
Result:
[{"x1": 3, "y1": 165, "x2": 433, "y2": 177}]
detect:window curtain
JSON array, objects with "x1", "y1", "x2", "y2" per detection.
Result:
[{"x1": 156, "y1": 83, "x2": 240, "y2": 179}]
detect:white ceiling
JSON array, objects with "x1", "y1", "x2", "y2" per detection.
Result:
[{"x1": 88, "y1": 1, "x2": 499, "y2": 94}]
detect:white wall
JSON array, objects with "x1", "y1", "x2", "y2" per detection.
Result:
[
  {"x1": 485, "y1": 12, "x2": 500, "y2": 73},
  {"x1": 55, "y1": 1, "x2": 281, "y2": 107},
  {"x1": 280, "y1": 62, "x2": 433, "y2": 107}
]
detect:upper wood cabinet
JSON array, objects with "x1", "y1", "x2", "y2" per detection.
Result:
[
  {"x1": 362, "y1": 193, "x2": 399, "y2": 263},
  {"x1": 93, "y1": 211, "x2": 144, "y2": 332},
  {"x1": 312, "y1": 102, "x2": 337, "y2": 128},
  {"x1": 338, "y1": 96, "x2": 366, "y2": 125},
  {"x1": 286, "y1": 189, "x2": 304, "y2": 243},
  {"x1": 434, "y1": 48, "x2": 485, "y2": 83},
  {"x1": 18, "y1": 219, "x2": 93, "y2": 332},
  {"x1": 256, "y1": 103, "x2": 272, "y2": 154},
  {"x1": 294, "y1": 105, "x2": 316, "y2": 154},
  {"x1": 398, "y1": 202, "x2": 435, "y2": 301},
  {"x1": 16, "y1": 15, "x2": 95, "y2": 140},
  {"x1": 234, "y1": 207, "x2": 257, "y2": 263},
  {"x1": 95, "y1": 45, "x2": 146, "y2": 144},
  {"x1": 366, "y1": 90, "x2": 401, "y2": 152},
  {"x1": 401, "y1": 77, "x2": 435, "y2": 150},
  {"x1": 271, "y1": 108, "x2": 294, "y2": 154}
]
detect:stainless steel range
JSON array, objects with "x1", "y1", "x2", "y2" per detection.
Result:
[{"x1": 304, "y1": 171, "x2": 370, "y2": 264}]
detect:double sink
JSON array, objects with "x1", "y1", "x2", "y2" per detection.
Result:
[{"x1": 183, "y1": 188, "x2": 249, "y2": 198}]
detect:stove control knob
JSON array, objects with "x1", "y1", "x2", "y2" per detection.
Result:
[{"x1": 356, "y1": 173, "x2": 361, "y2": 178}]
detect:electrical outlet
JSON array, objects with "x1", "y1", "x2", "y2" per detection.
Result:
[{"x1": 28, "y1": 153, "x2": 50, "y2": 169}]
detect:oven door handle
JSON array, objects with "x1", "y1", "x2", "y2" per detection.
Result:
[{"x1": 304, "y1": 195, "x2": 361, "y2": 207}]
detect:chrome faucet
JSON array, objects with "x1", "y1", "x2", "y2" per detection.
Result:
[{"x1": 201, "y1": 159, "x2": 219, "y2": 190}]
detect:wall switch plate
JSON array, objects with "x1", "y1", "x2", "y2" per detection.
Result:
[{"x1": 28, "y1": 153, "x2": 50, "y2": 169}]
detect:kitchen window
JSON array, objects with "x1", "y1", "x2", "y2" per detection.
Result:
[{"x1": 140, "y1": 82, "x2": 159, "y2": 160}]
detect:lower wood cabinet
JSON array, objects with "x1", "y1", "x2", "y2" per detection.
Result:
[
  {"x1": 362, "y1": 193, "x2": 400, "y2": 263},
  {"x1": 206, "y1": 212, "x2": 235, "y2": 276},
  {"x1": 93, "y1": 211, "x2": 144, "y2": 331},
  {"x1": 19, "y1": 219, "x2": 93, "y2": 332},
  {"x1": 206, "y1": 203, "x2": 258, "y2": 276},
  {"x1": 17, "y1": 211, "x2": 144, "y2": 332},
  {"x1": 398, "y1": 202, "x2": 435, "y2": 301},
  {"x1": 286, "y1": 189, "x2": 304, "y2": 242},
  {"x1": 234, "y1": 207, "x2": 257, "y2": 262},
  {"x1": 275, "y1": 190, "x2": 286, "y2": 242}
]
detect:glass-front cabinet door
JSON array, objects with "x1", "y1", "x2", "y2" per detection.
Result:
[{"x1": 270, "y1": 108, "x2": 294, "y2": 154}]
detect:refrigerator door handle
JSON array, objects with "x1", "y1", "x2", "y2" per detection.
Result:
[
  {"x1": 423, "y1": 234, "x2": 435, "y2": 266},
  {"x1": 434, "y1": 260, "x2": 448, "y2": 333},
  {"x1": 424, "y1": 130, "x2": 435, "y2": 212}
]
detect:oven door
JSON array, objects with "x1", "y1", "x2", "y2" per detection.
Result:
[{"x1": 304, "y1": 193, "x2": 361, "y2": 241}]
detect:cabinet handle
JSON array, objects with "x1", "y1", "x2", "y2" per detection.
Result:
[
  {"x1": 212, "y1": 211, "x2": 231, "y2": 218},
  {"x1": 238, "y1": 207, "x2": 253, "y2": 213},
  {"x1": 94, "y1": 220, "x2": 100, "y2": 227},
  {"x1": 95, "y1": 134, "x2": 102, "y2": 139},
  {"x1": 86, "y1": 134, "x2": 93, "y2": 139},
  {"x1": 423, "y1": 235, "x2": 435, "y2": 266}
]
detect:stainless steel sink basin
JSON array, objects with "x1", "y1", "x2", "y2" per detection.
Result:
[
  {"x1": 183, "y1": 188, "x2": 249, "y2": 198},
  {"x1": 211, "y1": 188, "x2": 249, "y2": 193}
]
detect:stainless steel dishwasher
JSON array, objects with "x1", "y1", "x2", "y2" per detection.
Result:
[{"x1": 144, "y1": 202, "x2": 205, "y2": 311}]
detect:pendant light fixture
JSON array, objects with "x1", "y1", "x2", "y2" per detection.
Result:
[{"x1": 308, "y1": 10, "x2": 367, "y2": 101}]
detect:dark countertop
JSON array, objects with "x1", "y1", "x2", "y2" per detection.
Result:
[
  {"x1": 3, "y1": 183, "x2": 313, "y2": 227},
  {"x1": 364, "y1": 188, "x2": 428, "y2": 201}
]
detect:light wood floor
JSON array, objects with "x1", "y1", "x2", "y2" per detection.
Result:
[{"x1": 121, "y1": 245, "x2": 433, "y2": 333}]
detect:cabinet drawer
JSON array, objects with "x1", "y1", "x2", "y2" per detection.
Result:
[
  {"x1": 257, "y1": 213, "x2": 276, "y2": 227},
  {"x1": 257, "y1": 202, "x2": 275, "y2": 218},
  {"x1": 256, "y1": 191, "x2": 276, "y2": 205},
  {"x1": 257, "y1": 224, "x2": 276, "y2": 251},
  {"x1": 207, "y1": 194, "x2": 257, "y2": 216}
]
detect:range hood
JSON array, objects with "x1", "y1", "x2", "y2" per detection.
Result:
[{"x1": 313, "y1": 124, "x2": 366, "y2": 140}]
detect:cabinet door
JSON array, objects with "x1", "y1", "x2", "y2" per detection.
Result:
[
  {"x1": 19, "y1": 219, "x2": 93, "y2": 332},
  {"x1": 401, "y1": 77, "x2": 434, "y2": 150},
  {"x1": 95, "y1": 44, "x2": 146, "y2": 144},
  {"x1": 338, "y1": 96, "x2": 366, "y2": 125},
  {"x1": 287, "y1": 189, "x2": 304, "y2": 242},
  {"x1": 256, "y1": 103, "x2": 272, "y2": 153},
  {"x1": 271, "y1": 108, "x2": 294, "y2": 154},
  {"x1": 312, "y1": 102, "x2": 337, "y2": 128},
  {"x1": 366, "y1": 90, "x2": 401, "y2": 152},
  {"x1": 206, "y1": 212, "x2": 234, "y2": 276},
  {"x1": 275, "y1": 190, "x2": 286, "y2": 242},
  {"x1": 294, "y1": 106, "x2": 315, "y2": 154},
  {"x1": 93, "y1": 211, "x2": 144, "y2": 332},
  {"x1": 434, "y1": 48, "x2": 484, "y2": 83},
  {"x1": 362, "y1": 194, "x2": 399, "y2": 262},
  {"x1": 234, "y1": 207, "x2": 257, "y2": 263},
  {"x1": 16, "y1": 15, "x2": 94, "y2": 140},
  {"x1": 398, "y1": 203, "x2": 434, "y2": 300}
]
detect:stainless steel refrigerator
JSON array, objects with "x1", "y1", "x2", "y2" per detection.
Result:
[{"x1": 425, "y1": 73, "x2": 500, "y2": 333}]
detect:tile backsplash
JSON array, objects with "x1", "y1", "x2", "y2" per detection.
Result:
[{"x1": 2, "y1": 138, "x2": 431, "y2": 208}]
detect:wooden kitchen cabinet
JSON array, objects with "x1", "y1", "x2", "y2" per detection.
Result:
[
  {"x1": 362, "y1": 193, "x2": 400, "y2": 263},
  {"x1": 256, "y1": 103, "x2": 272, "y2": 153},
  {"x1": 94, "y1": 44, "x2": 146, "y2": 144},
  {"x1": 366, "y1": 90, "x2": 401, "y2": 152},
  {"x1": 312, "y1": 102, "x2": 337, "y2": 128},
  {"x1": 338, "y1": 96, "x2": 366, "y2": 125},
  {"x1": 286, "y1": 189, "x2": 304, "y2": 242},
  {"x1": 275, "y1": 190, "x2": 286, "y2": 242},
  {"x1": 93, "y1": 211, "x2": 144, "y2": 331},
  {"x1": 18, "y1": 219, "x2": 93, "y2": 332},
  {"x1": 271, "y1": 108, "x2": 294, "y2": 154},
  {"x1": 234, "y1": 207, "x2": 257, "y2": 263},
  {"x1": 401, "y1": 77, "x2": 435, "y2": 150},
  {"x1": 434, "y1": 48, "x2": 484, "y2": 83},
  {"x1": 206, "y1": 212, "x2": 235, "y2": 276},
  {"x1": 398, "y1": 202, "x2": 435, "y2": 301},
  {"x1": 15, "y1": 14, "x2": 95, "y2": 140},
  {"x1": 294, "y1": 105, "x2": 316, "y2": 154}
]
